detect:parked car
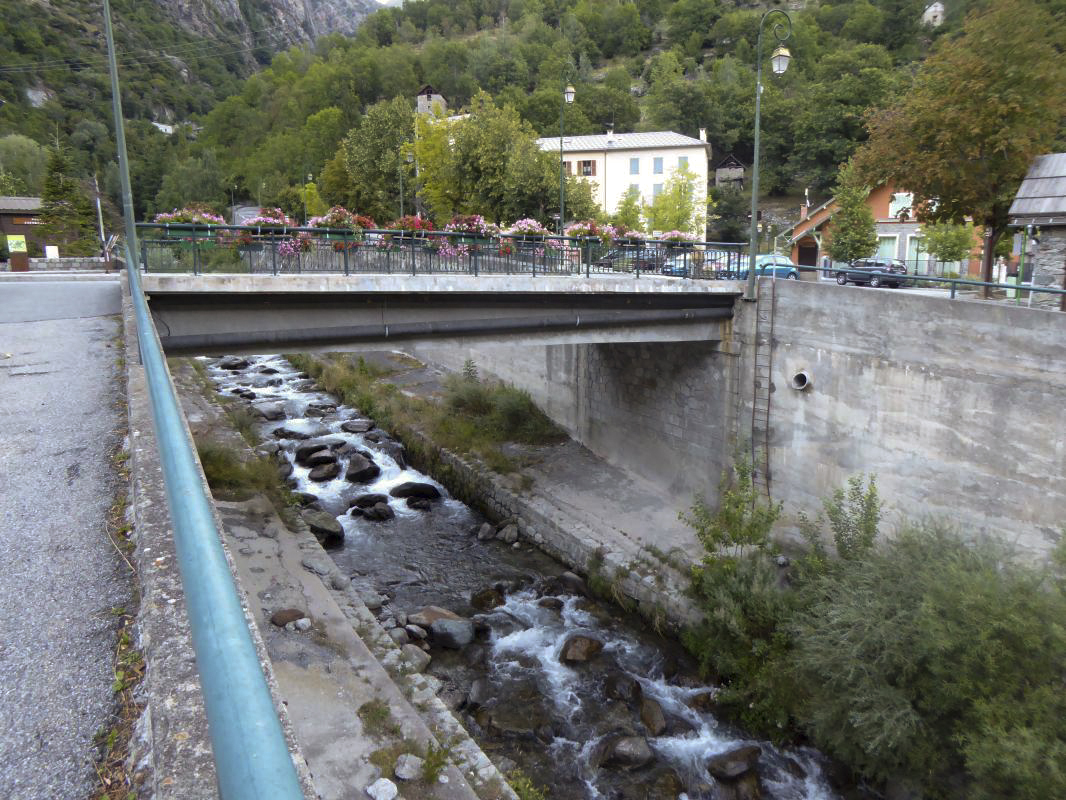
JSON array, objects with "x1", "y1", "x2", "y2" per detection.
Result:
[
  {"x1": 660, "y1": 253, "x2": 693, "y2": 277},
  {"x1": 593, "y1": 247, "x2": 666, "y2": 272},
  {"x1": 837, "y1": 257, "x2": 909, "y2": 288},
  {"x1": 733, "y1": 254, "x2": 801, "y2": 281}
]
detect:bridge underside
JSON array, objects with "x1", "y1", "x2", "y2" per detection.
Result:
[{"x1": 144, "y1": 276, "x2": 739, "y2": 355}]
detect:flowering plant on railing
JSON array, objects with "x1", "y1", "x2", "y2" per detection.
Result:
[
  {"x1": 277, "y1": 232, "x2": 313, "y2": 257},
  {"x1": 658, "y1": 230, "x2": 699, "y2": 245},
  {"x1": 444, "y1": 214, "x2": 499, "y2": 238},
  {"x1": 353, "y1": 214, "x2": 377, "y2": 230},
  {"x1": 387, "y1": 215, "x2": 435, "y2": 235},
  {"x1": 153, "y1": 206, "x2": 226, "y2": 226},
  {"x1": 244, "y1": 208, "x2": 295, "y2": 228},
  {"x1": 613, "y1": 228, "x2": 644, "y2": 243},
  {"x1": 308, "y1": 206, "x2": 359, "y2": 230},
  {"x1": 431, "y1": 239, "x2": 473, "y2": 259},
  {"x1": 505, "y1": 218, "x2": 550, "y2": 237},
  {"x1": 564, "y1": 220, "x2": 618, "y2": 244}
]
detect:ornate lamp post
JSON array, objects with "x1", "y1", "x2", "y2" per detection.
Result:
[
  {"x1": 745, "y1": 9, "x2": 792, "y2": 301},
  {"x1": 303, "y1": 173, "x2": 312, "y2": 225},
  {"x1": 399, "y1": 151, "x2": 414, "y2": 219},
  {"x1": 559, "y1": 82, "x2": 575, "y2": 234}
]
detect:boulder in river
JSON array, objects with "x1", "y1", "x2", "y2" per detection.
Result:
[
  {"x1": 604, "y1": 672, "x2": 643, "y2": 705},
  {"x1": 389, "y1": 481, "x2": 441, "y2": 500},
  {"x1": 465, "y1": 677, "x2": 493, "y2": 710},
  {"x1": 470, "y1": 586, "x2": 505, "y2": 611},
  {"x1": 406, "y1": 497, "x2": 432, "y2": 511},
  {"x1": 345, "y1": 453, "x2": 381, "y2": 483},
  {"x1": 430, "y1": 617, "x2": 475, "y2": 649},
  {"x1": 686, "y1": 690, "x2": 721, "y2": 714},
  {"x1": 252, "y1": 402, "x2": 286, "y2": 421},
  {"x1": 369, "y1": 440, "x2": 407, "y2": 469},
  {"x1": 596, "y1": 735, "x2": 655, "y2": 771},
  {"x1": 302, "y1": 510, "x2": 344, "y2": 548},
  {"x1": 302, "y1": 449, "x2": 337, "y2": 468},
  {"x1": 540, "y1": 571, "x2": 589, "y2": 597},
  {"x1": 717, "y1": 773, "x2": 762, "y2": 800},
  {"x1": 497, "y1": 524, "x2": 519, "y2": 544},
  {"x1": 293, "y1": 492, "x2": 319, "y2": 508},
  {"x1": 640, "y1": 697, "x2": 667, "y2": 736},
  {"x1": 341, "y1": 418, "x2": 374, "y2": 433},
  {"x1": 350, "y1": 493, "x2": 390, "y2": 509},
  {"x1": 408, "y1": 605, "x2": 461, "y2": 628},
  {"x1": 273, "y1": 423, "x2": 329, "y2": 441},
  {"x1": 401, "y1": 644, "x2": 431, "y2": 673},
  {"x1": 294, "y1": 439, "x2": 341, "y2": 463},
  {"x1": 358, "y1": 502, "x2": 394, "y2": 522},
  {"x1": 307, "y1": 462, "x2": 341, "y2": 482},
  {"x1": 560, "y1": 634, "x2": 604, "y2": 664},
  {"x1": 218, "y1": 356, "x2": 250, "y2": 371},
  {"x1": 706, "y1": 745, "x2": 762, "y2": 781}
]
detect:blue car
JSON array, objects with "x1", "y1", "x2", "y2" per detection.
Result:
[{"x1": 734, "y1": 254, "x2": 801, "y2": 280}]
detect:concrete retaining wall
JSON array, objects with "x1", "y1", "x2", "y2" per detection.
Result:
[
  {"x1": 26, "y1": 257, "x2": 116, "y2": 271},
  {"x1": 418, "y1": 279, "x2": 1066, "y2": 558}
]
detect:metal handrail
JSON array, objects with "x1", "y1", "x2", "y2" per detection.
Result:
[{"x1": 125, "y1": 246, "x2": 305, "y2": 799}]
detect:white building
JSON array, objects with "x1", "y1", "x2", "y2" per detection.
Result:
[{"x1": 535, "y1": 130, "x2": 710, "y2": 222}]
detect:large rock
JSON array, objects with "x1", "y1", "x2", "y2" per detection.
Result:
[
  {"x1": 345, "y1": 453, "x2": 381, "y2": 483},
  {"x1": 252, "y1": 402, "x2": 286, "y2": 421},
  {"x1": 294, "y1": 438, "x2": 341, "y2": 464},
  {"x1": 370, "y1": 440, "x2": 407, "y2": 469},
  {"x1": 706, "y1": 745, "x2": 762, "y2": 781},
  {"x1": 273, "y1": 423, "x2": 329, "y2": 440},
  {"x1": 302, "y1": 449, "x2": 338, "y2": 468},
  {"x1": 302, "y1": 510, "x2": 344, "y2": 548},
  {"x1": 541, "y1": 571, "x2": 589, "y2": 597},
  {"x1": 559, "y1": 634, "x2": 604, "y2": 664},
  {"x1": 430, "y1": 617, "x2": 475, "y2": 649},
  {"x1": 341, "y1": 418, "x2": 374, "y2": 433},
  {"x1": 718, "y1": 773, "x2": 762, "y2": 800},
  {"x1": 393, "y1": 753, "x2": 424, "y2": 782},
  {"x1": 218, "y1": 356, "x2": 250, "y2": 371},
  {"x1": 366, "y1": 778, "x2": 398, "y2": 800},
  {"x1": 401, "y1": 644, "x2": 431, "y2": 672},
  {"x1": 270, "y1": 608, "x2": 306, "y2": 627},
  {"x1": 307, "y1": 462, "x2": 341, "y2": 482},
  {"x1": 597, "y1": 736, "x2": 655, "y2": 771},
  {"x1": 408, "y1": 606, "x2": 461, "y2": 628},
  {"x1": 470, "y1": 586, "x2": 505, "y2": 611},
  {"x1": 350, "y1": 493, "x2": 390, "y2": 509},
  {"x1": 604, "y1": 672, "x2": 643, "y2": 705},
  {"x1": 389, "y1": 481, "x2": 442, "y2": 500},
  {"x1": 406, "y1": 497, "x2": 432, "y2": 511},
  {"x1": 640, "y1": 697, "x2": 667, "y2": 736},
  {"x1": 465, "y1": 677, "x2": 493, "y2": 710},
  {"x1": 497, "y1": 524, "x2": 519, "y2": 544},
  {"x1": 357, "y1": 502, "x2": 394, "y2": 522}
]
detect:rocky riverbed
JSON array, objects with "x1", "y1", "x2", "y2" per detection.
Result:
[{"x1": 203, "y1": 352, "x2": 840, "y2": 800}]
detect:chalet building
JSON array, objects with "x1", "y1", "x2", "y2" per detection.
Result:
[
  {"x1": 535, "y1": 129, "x2": 710, "y2": 222},
  {"x1": 416, "y1": 85, "x2": 447, "y2": 116},
  {"x1": 714, "y1": 154, "x2": 745, "y2": 188},
  {"x1": 784, "y1": 184, "x2": 982, "y2": 278},
  {"x1": 1009, "y1": 152, "x2": 1066, "y2": 310}
]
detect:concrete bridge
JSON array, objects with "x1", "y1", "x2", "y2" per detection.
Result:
[{"x1": 141, "y1": 273, "x2": 741, "y2": 354}]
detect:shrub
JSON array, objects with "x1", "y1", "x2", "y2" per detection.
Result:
[{"x1": 791, "y1": 524, "x2": 1066, "y2": 796}]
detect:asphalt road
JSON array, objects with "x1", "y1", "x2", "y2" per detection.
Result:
[{"x1": 0, "y1": 280, "x2": 132, "y2": 799}]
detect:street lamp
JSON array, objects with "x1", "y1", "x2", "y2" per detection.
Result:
[
  {"x1": 399, "y1": 151, "x2": 413, "y2": 219},
  {"x1": 745, "y1": 9, "x2": 792, "y2": 301},
  {"x1": 303, "y1": 173, "x2": 312, "y2": 225},
  {"x1": 559, "y1": 82, "x2": 575, "y2": 234}
]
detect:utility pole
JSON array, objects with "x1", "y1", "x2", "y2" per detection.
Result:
[{"x1": 102, "y1": 0, "x2": 137, "y2": 257}]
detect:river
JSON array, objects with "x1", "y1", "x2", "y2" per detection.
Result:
[{"x1": 203, "y1": 353, "x2": 840, "y2": 800}]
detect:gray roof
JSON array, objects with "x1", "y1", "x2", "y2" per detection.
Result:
[
  {"x1": 537, "y1": 131, "x2": 708, "y2": 153},
  {"x1": 0, "y1": 196, "x2": 42, "y2": 213},
  {"x1": 1008, "y1": 153, "x2": 1066, "y2": 225}
]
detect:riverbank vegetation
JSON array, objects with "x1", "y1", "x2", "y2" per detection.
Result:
[
  {"x1": 683, "y1": 463, "x2": 1066, "y2": 798},
  {"x1": 286, "y1": 353, "x2": 562, "y2": 474}
]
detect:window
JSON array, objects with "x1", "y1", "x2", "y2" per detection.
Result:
[
  {"x1": 564, "y1": 160, "x2": 572, "y2": 176},
  {"x1": 653, "y1": 157, "x2": 663, "y2": 174},
  {"x1": 629, "y1": 158, "x2": 639, "y2": 175},
  {"x1": 678, "y1": 156, "x2": 688, "y2": 169},
  {"x1": 629, "y1": 183, "x2": 640, "y2": 194},
  {"x1": 578, "y1": 159, "x2": 596, "y2": 177},
  {"x1": 653, "y1": 183, "x2": 664, "y2": 198},
  {"x1": 876, "y1": 235, "x2": 898, "y2": 259}
]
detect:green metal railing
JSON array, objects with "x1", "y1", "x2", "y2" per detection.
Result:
[{"x1": 125, "y1": 246, "x2": 305, "y2": 800}]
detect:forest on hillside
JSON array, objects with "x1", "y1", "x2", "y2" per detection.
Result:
[{"x1": 0, "y1": 0, "x2": 1063, "y2": 236}]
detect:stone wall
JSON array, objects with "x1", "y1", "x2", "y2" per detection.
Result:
[
  {"x1": 1029, "y1": 227, "x2": 1066, "y2": 310},
  {"x1": 26, "y1": 256, "x2": 116, "y2": 271},
  {"x1": 414, "y1": 340, "x2": 741, "y2": 502}
]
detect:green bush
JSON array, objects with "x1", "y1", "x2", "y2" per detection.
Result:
[{"x1": 791, "y1": 525, "x2": 1066, "y2": 796}]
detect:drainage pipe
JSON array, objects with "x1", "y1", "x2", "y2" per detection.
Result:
[{"x1": 126, "y1": 249, "x2": 305, "y2": 800}]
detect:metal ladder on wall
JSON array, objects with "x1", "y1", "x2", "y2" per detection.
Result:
[{"x1": 750, "y1": 277, "x2": 776, "y2": 501}]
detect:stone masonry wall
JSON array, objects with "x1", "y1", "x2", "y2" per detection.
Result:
[{"x1": 1029, "y1": 227, "x2": 1066, "y2": 310}]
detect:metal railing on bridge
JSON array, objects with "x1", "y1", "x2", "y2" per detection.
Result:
[{"x1": 135, "y1": 222, "x2": 749, "y2": 280}]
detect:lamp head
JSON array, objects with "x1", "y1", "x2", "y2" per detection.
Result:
[
  {"x1": 564, "y1": 84, "x2": 575, "y2": 104},
  {"x1": 770, "y1": 45, "x2": 791, "y2": 75},
  {"x1": 406, "y1": 152, "x2": 414, "y2": 163}
]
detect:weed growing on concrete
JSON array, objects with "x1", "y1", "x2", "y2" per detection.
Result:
[
  {"x1": 507, "y1": 769, "x2": 548, "y2": 800},
  {"x1": 421, "y1": 741, "x2": 450, "y2": 783},
  {"x1": 194, "y1": 437, "x2": 296, "y2": 511},
  {"x1": 357, "y1": 699, "x2": 401, "y2": 737}
]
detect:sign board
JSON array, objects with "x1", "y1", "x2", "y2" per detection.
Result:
[
  {"x1": 45, "y1": 245, "x2": 59, "y2": 259},
  {"x1": 6, "y1": 234, "x2": 26, "y2": 253}
]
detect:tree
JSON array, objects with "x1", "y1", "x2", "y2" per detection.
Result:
[
  {"x1": 152, "y1": 150, "x2": 227, "y2": 215},
  {"x1": 343, "y1": 97, "x2": 415, "y2": 222},
  {"x1": 853, "y1": 0, "x2": 1066, "y2": 284},
  {"x1": 708, "y1": 185, "x2": 748, "y2": 242},
  {"x1": 0, "y1": 134, "x2": 48, "y2": 195},
  {"x1": 612, "y1": 187, "x2": 644, "y2": 232},
  {"x1": 919, "y1": 222, "x2": 976, "y2": 271},
  {"x1": 825, "y1": 162, "x2": 877, "y2": 264},
  {"x1": 39, "y1": 147, "x2": 97, "y2": 256},
  {"x1": 644, "y1": 164, "x2": 707, "y2": 235}
]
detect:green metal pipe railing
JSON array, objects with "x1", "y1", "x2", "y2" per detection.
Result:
[{"x1": 125, "y1": 246, "x2": 305, "y2": 800}]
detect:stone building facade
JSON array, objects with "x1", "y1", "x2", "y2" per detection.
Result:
[{"x1": 1009, "y1": 152, "x2": 1066, "y2": 311}]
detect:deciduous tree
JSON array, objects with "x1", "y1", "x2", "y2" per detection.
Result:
[
  {"x1": 825, "y1": 162, "x2": 877, "y2": 264},
  {"x1": 853, "y1": 0, "x2": 1066, "y2": 283}
]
